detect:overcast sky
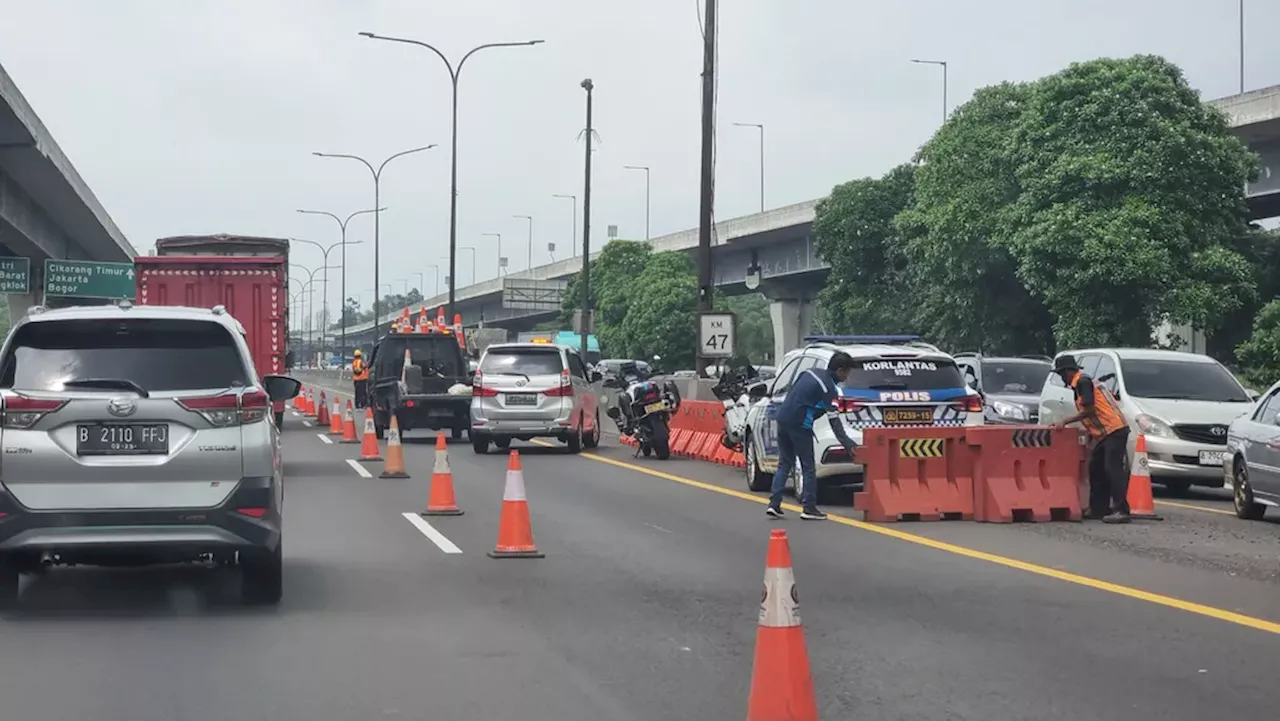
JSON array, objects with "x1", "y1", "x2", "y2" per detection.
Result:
[{"x1": 1, "y1": 0, "x2": 1277, "y2": 312}]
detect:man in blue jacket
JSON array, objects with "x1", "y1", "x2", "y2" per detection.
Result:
[{"x1": 767, "y1": 352, "x2": 858, "y2": 520}]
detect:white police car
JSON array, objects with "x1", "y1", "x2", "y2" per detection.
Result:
[{"x1": 741, "y1": 335, "x2": 984, "y2": 499}]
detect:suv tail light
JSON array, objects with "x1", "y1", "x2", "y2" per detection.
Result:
[
  {"x1": 2, "y1": 395, "x2": 67, "y2": 429},
  {"x1": 472, "y1": 371, "x2": 498, "y2": 397},
  {"x1": 177, "y1": 389, "x2": 270, "y2": 426},
  {"x1": 544, "y1": 369, "x2": 573, "y2": 397},
  {"x1": 951, "y1": 394, "x2": 983, "y2": 414},
  {"x1": 834, "y1": 397, "x2": 863, "y2": 414}
]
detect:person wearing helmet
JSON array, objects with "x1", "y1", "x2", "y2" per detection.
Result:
[{"x1": 352, "y1": 349, "x2": 370, "y2": 408}]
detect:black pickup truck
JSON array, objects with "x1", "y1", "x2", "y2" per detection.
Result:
[{"x1": 368, "y1": 331, "x2": 474, "y2": 440}]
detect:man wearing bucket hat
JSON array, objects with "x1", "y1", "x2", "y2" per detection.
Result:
[{"x1": 1050, "y1": 354, "x2": 1131, "y2": 524}]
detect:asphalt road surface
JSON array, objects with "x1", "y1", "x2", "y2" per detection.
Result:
[{"x1": 1, "y1": 390, "x2": 1277, "y2": 720}]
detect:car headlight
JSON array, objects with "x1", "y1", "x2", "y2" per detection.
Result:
[
  {"x1": 1135, "y1": 413, "x2": 1173, "y2": 438},
  {"x1": 990, "y1": 400, "x2": 1028, "y2": 422}
]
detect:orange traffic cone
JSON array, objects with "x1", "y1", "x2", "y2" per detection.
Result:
[
  {"x1": 1126, "y1": 434, "x2": 1162, "y2": 520},
  {"x1": 340, "y1": 401, "x2": 359, "y2": 443},
  {"x1": 316, "y1": 391, "x2": 330, "y2": 427},
  {"x1": 746, "y1": 529, "x2": 819, "y2": 721},
  {"x1": 422, "y1": 433, "x2": 463, "y2": 516},
  {"x1": 488, "y1": 450, "x2": 544, "y2": 558},
  {"x1": 379, "y1": 415, "x2": 409, "y2": 479},
  {"x1": 358, "y1": 408, "x2": 382, "y2": 462},
  {"x1": 304, "y1": 389, "x2": 316, "y2": 417},
  {"x1": 328, "y1": 398, "x2": 343, "y2": 434},
  {"x1": 293, "y1": 390, "x2": 303, "y2": 411}
]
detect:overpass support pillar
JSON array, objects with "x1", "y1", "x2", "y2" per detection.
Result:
[{"x1": 767, "y1": 297, "x2": 816, "y2": 364}]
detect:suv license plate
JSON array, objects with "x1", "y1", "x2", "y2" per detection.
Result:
[
  {"x1": 882, "y1": 407, "x2": 934, "y2": 426},
  {"x1": 1198, "y1": 450, "x2": 1226, "y2": 466},
  {"x1": 505, "y1": 394, "x2": 538, "y2": 406},
  {"x1": 77, "y1": 424, "x2": 170, "y2": 456}
]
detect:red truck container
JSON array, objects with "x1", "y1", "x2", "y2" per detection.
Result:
[{"x1": 134, "y1": 234, "x2": 290, "y2": 427}]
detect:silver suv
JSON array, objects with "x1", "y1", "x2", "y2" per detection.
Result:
[
  {"x1": 0, "y1": 303, "x2": 300, "y2": 607},
  {"x1": 471, "y1": 342, "x2": 603, "y2": 454}
]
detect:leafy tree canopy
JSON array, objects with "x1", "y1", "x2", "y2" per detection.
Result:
[{"x1": 617, "y1": 251, "x2": 699, "y2": 368}]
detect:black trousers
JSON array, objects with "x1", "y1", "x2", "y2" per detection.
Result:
[
  {"x1": 353, "y1": 380, "x2": 368, "y2": 409},
  {"x1": 1088, "y1": 428, "x2": 1130, "y2": 515}
]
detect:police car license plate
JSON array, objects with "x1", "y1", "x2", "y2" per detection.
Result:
[
  {"x1": 882, "y1": 407, "x2": 934, "y2": 426},
  {"x1": 644, "y1": 401, "x2": 667, "y2": 415}
]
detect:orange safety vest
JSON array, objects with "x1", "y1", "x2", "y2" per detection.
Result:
[
  {"x1": 352, "y1": 358, "x2": 368, "y2": 382},
  {"x1": 1070, "y1": 372, "x2": 1126, "y2": 438}
]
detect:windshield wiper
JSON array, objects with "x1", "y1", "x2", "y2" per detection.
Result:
[
  {"x1": 63, "y1": 378, "x2": 150, "y2": 398},
  {"x1": 488, "y1": 372, "x2": 531, "y2": 382}
]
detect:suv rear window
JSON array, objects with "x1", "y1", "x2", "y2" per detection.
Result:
[
  {"x1": 0, "y1": 318, "x2": 249, "y2": 392},
  {"x1": 846, "y1": 357, "x2": 966, "y2": 392},
  {"x1": 481, "y1": 348, "x2": 565, "y2": 376},
  {"x1": 374, "y1": 336, "x2": 465, "y2": 379},
  {"x1": 982, "y1": 361, "x2": 1050, "y2": 394}
]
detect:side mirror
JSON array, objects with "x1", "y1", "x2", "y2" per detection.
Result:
[
  {"x1": 591, "y1": 370, "x2": 603, "y2": 383},
  {"x1": 747, "y1": 381, "x2": 769, "y2": 400},
  {"x1": 263, "y1": 375, "x2": 302, "y2": 402}
]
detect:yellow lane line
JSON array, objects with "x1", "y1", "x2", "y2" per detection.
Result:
[
  {"x1": 1155, "y1": 499, "x2": 1236, "y2": 516},
  {"x1": 531, "y1": 441, "x2": 1280, "y2": 636}
]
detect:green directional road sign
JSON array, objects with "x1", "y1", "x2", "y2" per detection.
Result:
[
  {"x1": 0, "y1": 257, "x2": 31, "y2": 294},
  {"x1": 44, "y1": 259, "x2": 135, "y2": 299}
]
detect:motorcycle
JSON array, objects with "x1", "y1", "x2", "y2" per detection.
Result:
[
  {"x1": 711, "y1": 362, "x2": 759, "y2": 452},
  {"x1": 604, "y1": 356, "x2": 682, "y2": 460}
]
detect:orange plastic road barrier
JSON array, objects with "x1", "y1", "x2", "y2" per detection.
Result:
[
  {"x1": 379, "y1": 415, "x2": 410, "y2": 479},
  {"x1": 328, "y1": 398, "x2": 343, "y2": 434},
  {"x1": 967, "y1": 426, "x2": 1083, "y2": 523},
  {"x1": 854, "y1": 427, "x2": 974, "y2": 522},
  {"x1": 339, "y1": 401, "x2": 359, "y2": 443},
  {"x1": 422, "y1": 433, "x2": 463, "y2": 516},
  {"x1": 488, "y1": 450, "x2": 544, "y2": 559},
  {"x1": 1126, "y1": 434, "x2": 1163, "y2": 520},
  {"x1": 358, "y1": 408, "x2": 383, "y2": 462},
  {"x1": 746, "y1": 529, "x2": 819, "y2": 721},
  {"x1": 316, "y1": 391, "x2": 330, "y2": 426}
]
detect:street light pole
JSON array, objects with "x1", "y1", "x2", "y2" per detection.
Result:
[
  {"x1": 312, "y1": 145, "x2": 436, "y2": 340},
  {"x1": 296, "y1": 206, "x2": 383, "y2": 355},
  {"x1": 290, "y1": 237, "x2": 364, "y2": 347},
  {"x1": 552, "y1": 194, "x2": 577, "y2": 257},
  {"x1": 580, "y1": 78, "x2": 595, "y2": 358},
  {"x1": 910, "y1": 58, "x2": 948, "y2": 124},
  {"x1": 1240, "y1": 0, "x2": 1246, "y2": 94},
  {"x1": 731, "y1": 123, "x2": 765, "y2": 213},
  {"x1": 358, "y1": 32, "x2": 544, "y2": 321},
  {"x1": 512, "y1": 214, "x2": 533, "y2": 269},
  {"x1": 623, "y1": 166, "x2": 651, "y2": 240},
  {"x1": 483, "y1": 232, "x2": 504, "y2": 277}
]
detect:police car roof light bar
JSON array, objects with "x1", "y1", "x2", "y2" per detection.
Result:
[{"x1": 803, "y1": 334, "x2": 922, "y2": 345}]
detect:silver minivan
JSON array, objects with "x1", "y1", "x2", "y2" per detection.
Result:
[
  {"x1": 471, "y1": 342, "x2": 603, "y2": 454},
  {"x1": 1038, "y1": 348, "x2": 1256, "y2": 493},
  {"x1": 0, "y1": 303, "x2": 299, "y2": 607}
]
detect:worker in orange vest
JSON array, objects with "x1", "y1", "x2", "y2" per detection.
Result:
[
  {"x1": 352, "y1": 349, "x2": 370, "y2": 408},
  {"x1": 1050, "y1": 354, "x2": 1131, "y2": 524}
]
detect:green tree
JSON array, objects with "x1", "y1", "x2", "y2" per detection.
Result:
[
  {"x1": 716, "y1": 293, "x2": 774, "y2": 362},
  {"x1": 619, "y1": 251, "x2": 699, "y2": 368},
  {"x1": 897, "y1": 81, "x2": 1056, "y2": 354},
  {"x1": 560, "y1": 240, "x2": 651, "y2": 354},
  {"x1": 812, "y1": 163, "x2": 919, "y2": 335},
  {"x1": 1003, "y1": 55, "x2": 1257, "y2": 347},
  {"x1": 1209, "y1": 227, "x2": 1280, "y2": 362},
  {"x1": 1235, "y1": 300, "x2": 1280, "y2": 388}
]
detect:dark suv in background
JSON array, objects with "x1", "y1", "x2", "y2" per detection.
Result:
[
  {"x1": 953, "y1": 353, "x2": 1052, "y2": 425},
  {"x1": 368, "y1": 330, "x2": 473, "y2": 440}
]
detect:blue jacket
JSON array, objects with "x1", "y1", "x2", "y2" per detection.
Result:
[{"x1": 777, "y1": 368, "x2": 840, "y2": 432}]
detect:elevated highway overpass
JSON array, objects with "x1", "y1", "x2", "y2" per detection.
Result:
[
  {"x1": 0, "y1": 60, "x2": 135, "y2": 321},
  {"x1": 328, "y1": 85, "x2": 1280, "y2": 361}
]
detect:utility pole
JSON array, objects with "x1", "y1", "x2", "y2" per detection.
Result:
[
  {"x1": 580, "y1": 78, "x2": 595, "y2": 359},
  {"x1": 1239, "y1": 0, "x2": 1246, "y2": 94},
  {"x1": 695, "y1": 0, "x2": 717, "y2": 374}
]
